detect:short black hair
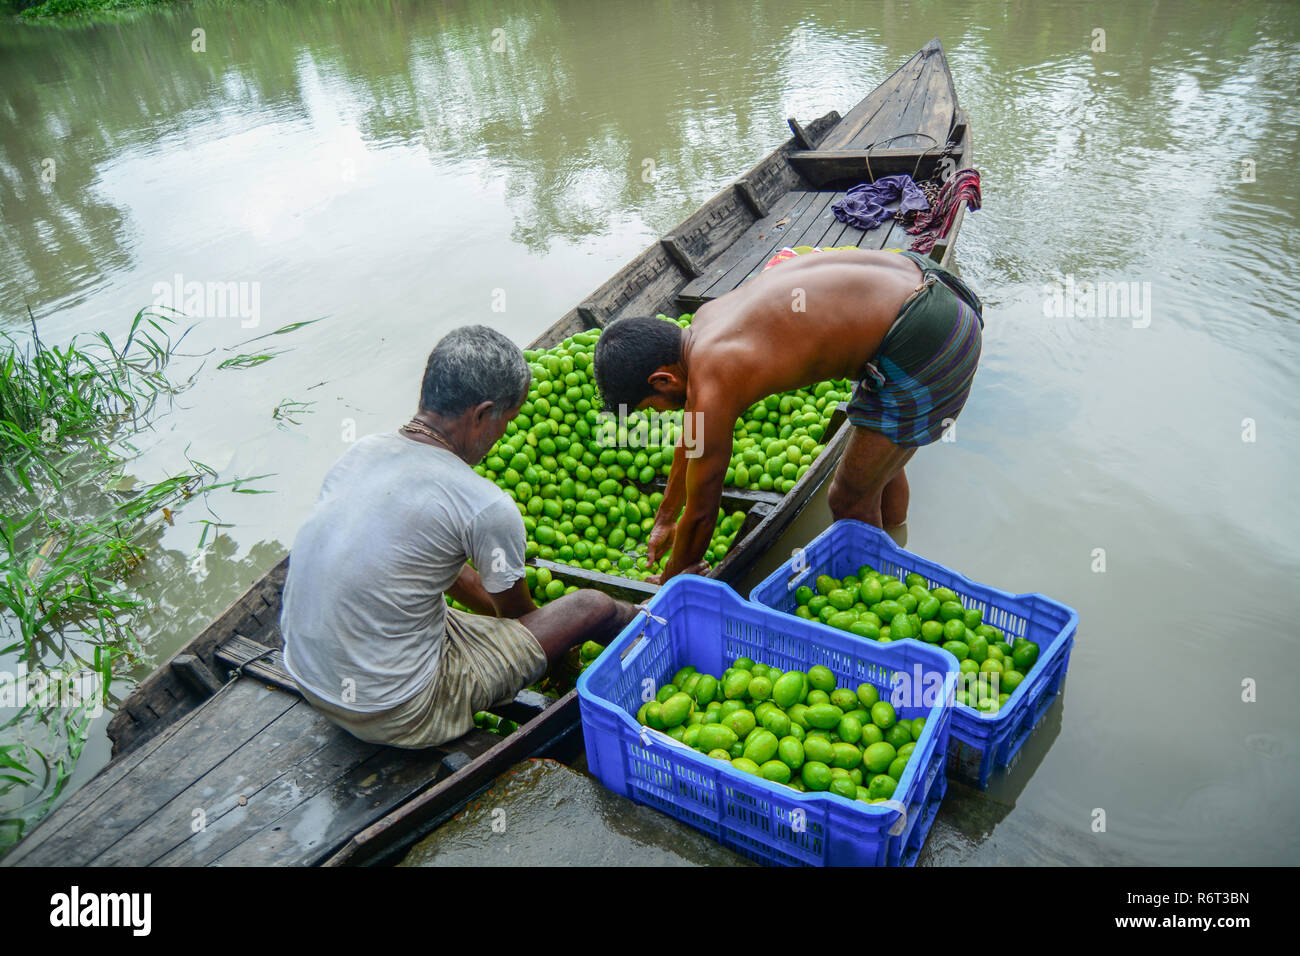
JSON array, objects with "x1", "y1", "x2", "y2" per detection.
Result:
[{"x1": 593, "y1": 316, "x2": 684, "y2": 415}]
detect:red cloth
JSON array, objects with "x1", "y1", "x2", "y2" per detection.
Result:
[{"x1": 907, "y1": 169, "x2": 981, "y2": 254}]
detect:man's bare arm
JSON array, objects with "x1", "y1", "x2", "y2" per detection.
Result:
[
  {"x1": 659, "y1": 391, "x2": 738, "y2": 581},
  {"x1": 447, "y1": 565, "x2": 497, "y2": 615},
  {"x1": 647, "y1": 438, "x2": 688, "y2": 565},
  {"x1": 448, "y1": 566, "x2": 536, "y2": 619}
]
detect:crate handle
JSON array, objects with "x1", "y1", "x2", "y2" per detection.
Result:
[
  {"x1": 786, "y1": 546, "x2": 814, "y2": 591},
  {"x1": 637, "y1": 724, "x2": 695, "y2": 753},
  {"x1": 878, "y1": 799, "x2": 908, "y2": 835},
  {"x1": 617, "y1": 603, "x2": 667, "y2": 668}
]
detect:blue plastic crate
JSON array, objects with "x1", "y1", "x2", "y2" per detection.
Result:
[
  {"x1": 750, "y1": 520, "x2": 1078, "y2": 789},
  {"x1": 576, "y1": 576, "x2": 958, "y2": 867}
]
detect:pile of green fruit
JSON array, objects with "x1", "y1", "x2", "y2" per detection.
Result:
[
  {"x1": 472, "y1": 315, "x2": 848, "y2": 584},
  {"x1": 792, "y1": 567, "x2": 1040, "y2": 714},
  {"x1": 726, "y1": 384, "x2": 844, "y2": 494},
  {"x1": 472, "y1": 711, "x2": 519, "y2": 736},
  {"x1": 474, "y1": 318, "x2": 745, "y2": 581},
  {"x1": 635, "y1": 658, "x2": 926, "y2": 804}
]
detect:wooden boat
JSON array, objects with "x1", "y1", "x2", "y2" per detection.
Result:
[{"x1": 4, "y1": 39, "x2": 972, "y2": 867}]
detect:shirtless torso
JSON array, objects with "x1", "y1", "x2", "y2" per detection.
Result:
[
  {"x1": 681, "y1": 250, "x2": 925, "y2": 405},
  {"x1": 650, "y1": 251, "x2": 928, "y2": 581}
]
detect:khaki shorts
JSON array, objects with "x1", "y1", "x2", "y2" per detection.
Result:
[{"x1": 297, "y1": 608, "x2": 548, "y2": 750}]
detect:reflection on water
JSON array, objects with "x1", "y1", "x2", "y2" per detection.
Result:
[{"x1": 1, "y1": 0, "x2": 1298, "y2": 863}]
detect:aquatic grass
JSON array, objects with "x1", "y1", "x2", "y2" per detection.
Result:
[{"x1": 0, "y1": 306, "x2": 269, "y2": 853}]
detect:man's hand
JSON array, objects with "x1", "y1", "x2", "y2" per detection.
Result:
[
  {"x1": 646, "y1": 561, "x2": 708, "y2": 586},
  {"x1": 645, "y1": 519, "x2": 677, "y2": 567}
]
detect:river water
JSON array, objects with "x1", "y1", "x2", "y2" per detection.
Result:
[{"x1": 2, "y1": 0, "x2": 1297, "y2": 864}]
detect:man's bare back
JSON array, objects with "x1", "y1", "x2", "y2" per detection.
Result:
[{"x1": 682, "y1": 250, "x2": 925, "y2": 408}]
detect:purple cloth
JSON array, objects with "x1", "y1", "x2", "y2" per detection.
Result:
[{"x1": 831, "y1": 174, "x2": 930, "y2": 231}]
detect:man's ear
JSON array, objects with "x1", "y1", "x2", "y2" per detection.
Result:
[
  {"x1": 647, "y1": 367, "x2": 681, "y2": 391},
  {"x1": 472, "y1": 400, "x2": 496, "y2": 425}
]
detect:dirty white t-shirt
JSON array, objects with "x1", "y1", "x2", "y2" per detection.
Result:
[{"x1": 280, "y1": 431, "x2": 526, "y2": 712}]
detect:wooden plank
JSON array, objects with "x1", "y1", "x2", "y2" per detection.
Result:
[
  {"x1": 532, "y1": 558, "x2": 658, "y2": 602},
  {"x1": 8, "y1": 678, "x2": 298, "y2": 865},
  {"x1": 819, "y1": 42, "x2": 935, "y2": 149},
  {"x1": 169, "y1": 654, "x2": 224, "y2": 699},
  {"x1": 677, "y1": 190, "x2": 808, "y2": 307},
  {"x1": 576, "y1": 303, "x2": 605, "y2": 328},
  {"x1": 94, "y1": 694, "x2": 358, "y2": 866},
  {"x1": 2, "y1": 668, "x2": 255, "y2": 864},
  {"x1": 660, "y1": 236, "x2": 702, "y2": 279},
  {"x1": 787, "y1": 116, "x2": 816, "y2": 149},
  {"x1": 787, "y1": 147, "x2": 960, "y2": 189},
  {"x1": 787, "y1": 189, "x2": 854, "y2": 249},
  {"x1": 214, "y1": 635, "x2": 298, "y2": 695},
  {"x1": 106, "y1": 555, "x2": 288, "y2": 756},
  {"x1": 322, "y1": 691, "x2": 581, "y2": 866},
  {"x1": 207, "y1": 736, "x2": 488, "y2": 866},
  {"x1": 729, "y1": 191, "x2": 842, "y2": 289},
  {"x1": 733, "y1": 179, "x2": 768, "y2": 218}
]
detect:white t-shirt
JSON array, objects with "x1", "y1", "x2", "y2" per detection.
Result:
[{"x1": 280, "y1": 431, "x2": 526, "y2": 712}]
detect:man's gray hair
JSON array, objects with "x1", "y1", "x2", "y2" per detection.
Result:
[{"x1": 419, "y1": 326, "x2": 531, "y2": 417}]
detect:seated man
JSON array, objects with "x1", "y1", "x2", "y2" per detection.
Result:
[
  {"x1": 281, "y1": 325, "x2": 636, "y2": 748},
  {"x1": 593, "y1": 249, "x2": 983, "y2": 583}
]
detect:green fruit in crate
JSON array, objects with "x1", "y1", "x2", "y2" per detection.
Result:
[
  {"x1": 888, "y1": 756, "x2": 910, "y2": 781},
  {"x1": 830, "y1": 742, "x2": 863, "y2": 769},
  {"x1": 803, "y1": 735, "x2": 835, "y2": 764},
  {"x1": 748, "y1": 675, "x2": 773, "y2": 701},
  {"x1": 723, "y1": 670, "x2": 751, "y2": 699},
  {"x1": 910, "y1": 717, "x2": 926, "y2": 739},
  {"x1": 931, "y1": 586, "x2": 958, "y2": 604},
  {"x1": 778, "y1": 736, "x2": 806, "y2": 770},
  {"x1": 772, "y1": 671, "x2": 805, "y2": 708},
  {"x1": 837, "y1": 715, "x2": 863, "y2": 744},
  {"x1": 897, "y1": 741, "x2": 916, "y2": 761},
  {"x1": 868, "y1": 774, "x2": 898, "y2": 800},
  {"x1": 655, "y1": 684, "x2": 678, "y2": 704},
  {"x1": 644, "y1": 701, "x2": 665, "y2": 729},
  {"x1": 806, "y1": 689, "x2": 830, "y2": 707},
  {"x1": 870, "y1": 701, "x2": 897, "y2": 730},
  {"x1": 722, "y1": 709, "x2": 756, "y2": 739},
  {"x1": 672, "y1": 665, "x2": 697, "y2": 686},
  {"x1": 864, "y1": 741, "x2": 897, "y2": 774},
  {"x1": 942, "y1": 639, "x2": 969, "y2": 660},
  {"x1": 800, "y1": 761, "x2": 833, "y2": 791},
  {"x1": 731, "y1": 757, "x2": 761, "y2": 776},
  {"x1": 860, "y1": 724, "x2": 884, "y2": 746},
  {"x1": 694, "y1": 674, "x2": 717, "y2": 705},
  {"x1": 787, "y1": 703, "x2": 810, "y2": 729},
  {"x1": 697, "y1": 723, "x2": 738, "y2": 752},
  {"x1": 1012, "y1": 641, "x2": 1040, "y2": 672},
  {"x1": 856, "y1": 683, "x2": 880, "y2": 708},
  {"x1": 743, "y1": 730, "x2": 780, "y2": 765},
  {"x1": 1001, "y1": 669, "x2": 1025, "y2": 692},
  {"x1": 761, "y1": 760, "x2": 792, "y2": 784},
  {"x1": 660, "y1": 693, "x2": 693, "y2": 728},
  {"x1": 806, "y1": 704, "x2": 843, "y2": 730},
  {"x1": 829, "y1": 688, "x2": 858, "y2": 711},
  {"x1": 829, "y1": 776, "x2": 858, "y2": 800},
  {"x1": 708, "y1": 748, "x2": 731, "y2": 760},
  {"x1": 883, "y1": 724, "x2": 912, "y2": 750},
  {"x1": 890, "y1": 613, "x2": 916, "y2": 640},
  {"x1": 807, "y1": 665, "x2": 836, "y2": 693},
  {"x1": 827, "y1": 611, "x2": 855, "y2": 631},
  {"x1": 760, "y1": 708, "x2": 791, "y2": 738}
]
